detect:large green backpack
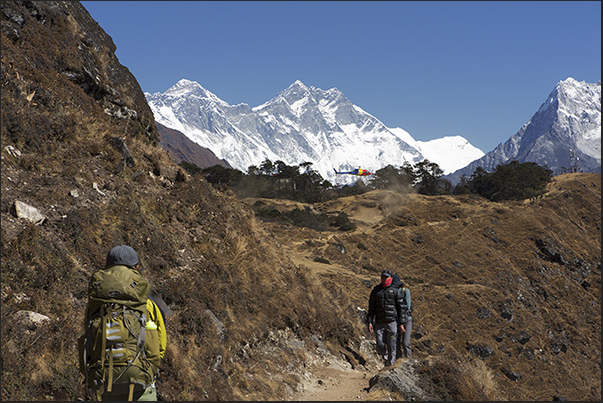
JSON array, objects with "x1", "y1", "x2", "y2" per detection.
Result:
[{"x1": 78, "y1": 265, "x2": 158, "y2": 400}]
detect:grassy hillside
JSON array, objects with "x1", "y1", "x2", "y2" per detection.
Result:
[
  {"x1": 1, "y1": 2, "x2": 600, "y2": 401},
  {"x1": 247, "y1": 173, "x2": 601, "y2": 400}
]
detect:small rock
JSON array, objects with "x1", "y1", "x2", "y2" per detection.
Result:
[
  {"x1": 467, "y1": 343, "x2": 494, "y2": 359},
  {"x1": 511, "y1": 331, "x2": 531, "y2": 345},
  {"x1": 501, "y1": 367, "x2": 522, "y2": 381},
  {"x1": 11, "y1": 200, "x2": 45, "y2": 224},
  {"x1": 477, "y1": 307, "x2": 492, "y2": 319},
  {"x1": 549, "y1": 342, "x2": 567, "y2": 355},
  {"x1": 14, "y1": 310, "x2": 50, "y2": 330}
]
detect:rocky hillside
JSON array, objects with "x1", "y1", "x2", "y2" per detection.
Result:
[
  {"x1": 1, "y1": 2, "x2": 356, "y2": 400},
  {"x1": 157, "y1": 122, "x2": 231, "y2": 169},
  {"x1": 1, "y1": 2, "x2": 601, "y2": 401}
]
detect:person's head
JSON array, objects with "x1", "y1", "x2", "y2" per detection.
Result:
[
  {"x1": 106, "y1": 245, "x2": 140, "y2": 268},
  {"x1": 380, "y1": 269, "x2": 393, "y2": 286},
  {"x1": 391, "y1": 273, "x2": 403, "y2": 288}
]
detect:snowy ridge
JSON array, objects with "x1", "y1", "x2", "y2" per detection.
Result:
[
  {"x1": 414, "y1": 135, "x2": 486, "y2": 175},
  {"x1": 146, "y1": 79, "x2": 483, "y2": 184},
  {"x1": 145, "y1": 77, "x2": 599, "y2": 187},
  {"x1": 445, "y1": 77, "x2": 601, "y2": 185}
]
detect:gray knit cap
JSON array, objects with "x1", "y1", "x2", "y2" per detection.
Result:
[{"x1": 106, "y1": 245, "x2": 139, "y2": 267}]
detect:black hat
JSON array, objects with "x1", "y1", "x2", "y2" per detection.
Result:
[
  {"x1": 106, "y1": 245, "x2": 139, "y2": 267},
  {"x1": 381, "y1": 269, "x2": 393, "y2": 277},
  {"x1": 391, "y1": 274, "x2": 403, "y2": 287}
]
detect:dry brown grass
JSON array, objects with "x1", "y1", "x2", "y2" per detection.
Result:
[
  {"x1": 457, "y1": 356, "x2": 500, "y2": 400},
  {"x1": 1, "y1": 2, "x2": 600, "y2": 401},
  {"x1": 415, "y1": 351, "x2": 501, "y2": 400},
  {"x1": 255, "y1": 173, "x2": 600, "y2": 401}
]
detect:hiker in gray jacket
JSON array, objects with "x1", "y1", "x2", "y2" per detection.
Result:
[
  {"x1": 392, "y1": 274, "x2": 413, "y2": 358},
  {"x1": 367, "y1": 269, "x2": 405, "y2": 367}
]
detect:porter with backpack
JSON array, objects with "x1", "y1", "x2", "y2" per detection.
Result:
[{"x1": 79, "y1": 245, "x2": 166, "y2": 401}]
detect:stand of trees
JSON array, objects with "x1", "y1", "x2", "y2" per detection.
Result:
[
  {"x1": 454, "y1": 161, "x2": 553, "y2": 201},
  {"x1": 364, "y1": 159, "x2": 551, "y2": 200},
  {"x1": 181, "y1": 159, "x2": 333, "y2": 203},
  {"x1": 368, "y1": 160, "x2": 451, "y2": 195},
  {"x1": 180, "y1": 158, "x2": 552, "y2": 203}
]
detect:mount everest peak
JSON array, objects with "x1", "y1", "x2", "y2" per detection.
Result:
[{"x1": 145, "y1": 79, "x2": 484, "y2": 184}]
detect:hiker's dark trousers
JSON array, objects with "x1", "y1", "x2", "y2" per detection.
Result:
[
  {"x1": 397, "y1": 318, "x2": 412, "y2": 358},
  {"x1": 375, "y1": 321, "x2": 398, "y2": 366}
]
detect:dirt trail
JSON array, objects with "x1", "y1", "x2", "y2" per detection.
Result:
[
  {"x1": 289, "y1": 367, "x2": 375, "y2": 401},
  {"x1": 252, "y1": 193, "x2": 399, "y2": 401}
]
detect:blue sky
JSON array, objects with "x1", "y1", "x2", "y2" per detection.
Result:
[{"x1": 82, "y1": 1, "x2": 601, "y2": 153}]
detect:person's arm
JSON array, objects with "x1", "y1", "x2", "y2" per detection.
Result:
[
  {"x1": 404, "y1": 288, "x2": 412, "y2": 312},
  {"x1": 147, "y1": 299, "x2": 167, "y2": 359},
  {"x1": 367, "y1": 289, "x2": 376, "y2": 332},
  {"x1": 396, "y1": 288, "x2": 406, "y2": 333}
]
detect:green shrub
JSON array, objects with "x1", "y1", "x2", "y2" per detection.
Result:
[
  {"x1": 466, "y1": 161, "x2": 552, "y2": 201},
  {"x1": 330, "y1": 212, "x2": 357, "y2": 231}
]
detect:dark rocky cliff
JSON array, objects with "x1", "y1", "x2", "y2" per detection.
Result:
[{"x1": 1, "y1": 0, "x2": 157, "y2": 146}]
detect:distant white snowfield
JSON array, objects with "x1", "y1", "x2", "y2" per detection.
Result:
[
  {"x1": 388, "y1": 128, "x2": 484, "y2": 174},
  {"x1": 146, "y1": 80, "x2": 484, "y2": 184}
]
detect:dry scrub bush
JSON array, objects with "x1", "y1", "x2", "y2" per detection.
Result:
[
  {"x1": 160, "y1": 331, "x2": 233, "y2": 401},
  {"x1": 457, "y1": 356, "x2": 500, "y2": 400},
  {"x1": 418, "y1": 351, "x2": 501, "y2": 401}
]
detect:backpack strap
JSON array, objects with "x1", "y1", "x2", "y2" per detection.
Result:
[
  {"x1": 138, "y1": 312, "x2": 147, "y2": 349},
  {"x1": 112, "y1": 307, "x2": 147, "y2": 385},
  {"x1": 107, "y1": 344, "x2": 114, "y2": 392},
  {"x1": 128, "y1": 378, "x2": 136, "y2": 401},
  {"x1": 100, "y1": 305, "x2": 107, "y2": 384},
  {"x1": 81, "y1": 331, "x2": 89, "y2": 385}
]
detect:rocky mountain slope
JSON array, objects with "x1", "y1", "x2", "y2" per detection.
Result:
[
  {"x1": 157, "y1": 122, "x2": 231, "y2": 169},
  {"x1": 446, "y1": 78, "x2": 601, "y2": 185},
  {"x1": 1, "y1": 2, "x2": 600, "y2": 401}
]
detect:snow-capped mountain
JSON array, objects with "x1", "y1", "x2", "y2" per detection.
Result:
[
  {"x1": 388, "y1": 128, "x2": 485, "y2": 176},
  {"x1": 145, "y1": 79, "x2": 483, "y2": 184},
  {"x1": 445, "y1": 78, "x2": 601, "y2": 185}
]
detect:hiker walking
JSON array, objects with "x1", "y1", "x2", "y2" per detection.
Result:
[
  {"x1": 367, "y1": 269, "x2": 404, "y2": 367},
  {"x1": 392, "y1": 274, "x2": 413, "y2": 358},
  {"x1": 79, "y1": 245, "x2": 167, "y2": 401}
]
